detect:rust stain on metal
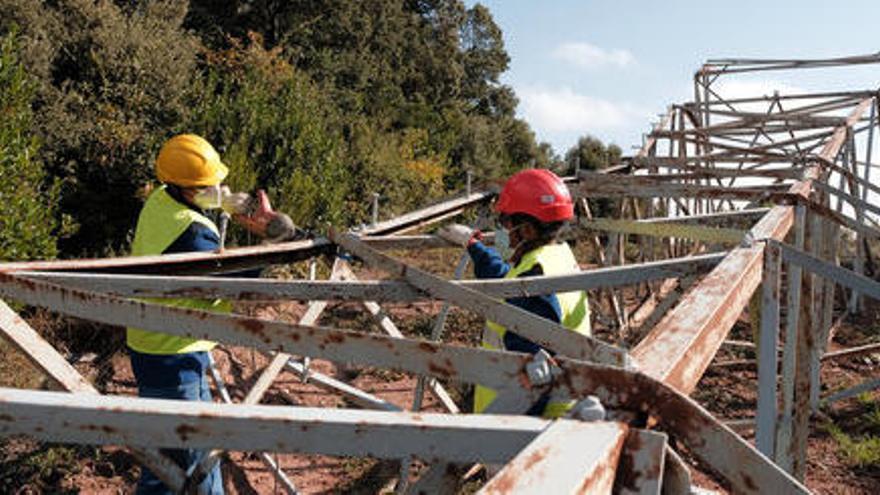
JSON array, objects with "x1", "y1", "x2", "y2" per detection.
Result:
[
  {"x1": 323, "y1": 333, "x2": 345, "y2": 345},
  {"x1": 523, "y1": 445, "x2": 549, "y2": 471},
  {"x1": 427, "y1": 358, "x2": 455, "y2": 379},
  {"x1": 0, "y1": 414, "x2": 13, "y2": 422},
  {"x1": 742, "y1": 472, "x2": 758, "y2": 492},
  {"x1": 578, "y1": 430, "x2": 625, "y2": 494},
  {"x1": 175, "y1": 424, "x2": 199, "y2": 442},
  {"x1": 417, "y1": 342, "x2": 438, "y2": 354},
  {"x1": 80, "y1": 424, "x2": 117, "y2": 435}
]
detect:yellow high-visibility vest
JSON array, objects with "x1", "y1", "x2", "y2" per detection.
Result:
[
  {"x1": 126, "y1": 186, "x2": 231, "y2": 354},
  {"x1": 473, "y1": 242, "x2": 591, "y2": 417}
]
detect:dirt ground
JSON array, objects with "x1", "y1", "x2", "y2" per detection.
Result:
[{"x1": 2, "y1": 245, "x2": 880, "y2": 493}]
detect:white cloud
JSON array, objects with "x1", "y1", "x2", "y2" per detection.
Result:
[
  {"x1": 517, "y1": 86, "x2": 644, "y2": 134},
  {"x1": 552, "y1": 42, "x2": 635, "y2": 70}
]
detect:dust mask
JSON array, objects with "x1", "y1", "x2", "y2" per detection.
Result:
[
  {"x1": 192, "y1": 185, "x2": 223, "y2": 210},
  {"x1": 493, "y1": 224, "x2": 524, "y2": 261}
]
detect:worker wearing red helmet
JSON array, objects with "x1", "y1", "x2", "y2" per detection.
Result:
[{"x1": 440, "y1": 168, "x2": 590, "y2": 418}]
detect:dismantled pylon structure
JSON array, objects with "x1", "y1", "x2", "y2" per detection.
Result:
[{"x1": 2, "y1": 54, "x2": 880, "y2": 494}]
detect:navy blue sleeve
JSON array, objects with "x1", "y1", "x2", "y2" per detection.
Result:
[
  {"x1": 467, "y1": 241, "x2": 510, "y2": 279},
  {"x1": 163, "y1": 223, "x2": 220, "y2": 254},
  {"x1": 502, "y1": 264, "x2": 563, "y2": 354},
  {"x1": 164, "y1": 223, "x2": 263, "y2": 278}
]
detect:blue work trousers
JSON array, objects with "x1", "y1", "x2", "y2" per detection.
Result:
[{"x1": 135, "y1": 375, "x2": 224, "y2": 495}]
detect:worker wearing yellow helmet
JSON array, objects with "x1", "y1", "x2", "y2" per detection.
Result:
[{"x1": 127, "y1": 134, "x2": 277, "y2": 495}]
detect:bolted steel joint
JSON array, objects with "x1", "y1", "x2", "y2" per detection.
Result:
[
  {"x1": 568, "y1": 395, "x2": 607, "y2": 422},
  {"x1": 525, "y1": 349, "x2": 555, "y2": 387}
]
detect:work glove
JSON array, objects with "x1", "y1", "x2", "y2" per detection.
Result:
[{"x1": 437, "y1": 223, "x2": 479, "y2": 247}]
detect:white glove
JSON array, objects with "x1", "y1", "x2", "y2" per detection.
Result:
[{"x1": 437, "y1": 223, "x2": 474, "y2": 246}]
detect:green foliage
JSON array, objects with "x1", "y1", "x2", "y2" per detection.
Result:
[
  {"x1": 0, "y1": 442, "x2": 82, "y2": 492},
  {"x1": 563, "y1": 135, "x2": 623, "y2": 217},
  {"x1": 0, "y1": 30, "x2": 58, "y2": 261},
  {"x1": 1, "y1": 0, "x2": 199, "y2": 256},
  {"x1": 0, "y1": 0, "x2": 622, "y2": 258},
  {"x1": 828, "y1": 423, "x2": 880, "y2": 467},
  {"x1": 185, "y1": 36, "x2": 349, "y2": 233},
  {"x1": 564, "y1": 134, "x2": 623, "y2": 174}
]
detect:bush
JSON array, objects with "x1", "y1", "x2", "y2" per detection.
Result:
[{"x1": 0, "y1": 30, "x2": 59, "y2": 261}]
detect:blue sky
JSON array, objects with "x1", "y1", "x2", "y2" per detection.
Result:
[{"x1": 467, "y1": 1, "x2": 880, "y2": 156}]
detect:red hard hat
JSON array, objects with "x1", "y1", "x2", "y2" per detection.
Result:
[{"x1": 495, "y1": 169, "x2": 574, "y2": 223}]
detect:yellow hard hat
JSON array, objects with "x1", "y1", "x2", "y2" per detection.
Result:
[{"x1": 155, "y1": 134, "x2": 229, "y2": 187}]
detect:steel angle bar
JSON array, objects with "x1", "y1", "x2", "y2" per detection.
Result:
[
  {"x1": 0, "y1": 387, "x2": 546, "y2": 463},
  {"x1": 360, "y1": 190, "x2": 494, "y2": 236},
  {"x1": 0, "y1": 238, "x2": 335, "y2": 276},
  {"x1": 0, "y1": 272, "x2": 538, "y2": 393},
  {"x1": 580, "y1": 217, "x2": 745, "y2": 244},
  {"x1": 0, "y1": 191, "x2": 494, "y2": 275},
  {"x1": 641, "y1": 207, "x2": 770, "y2": 225},
  {"x1": 637, "y1": 208, "x2": 770, "y2": 226},
  {"x1": 775, "y1": 240, "x2": 880, "y2": 301},
  {"x1": 195, "y1": 260, "x2": 342, "y2": 487},
  {"x1": 21, "y1": 271, "x2": 426, "y2": 302},
  {"x1": 283, "y1": 359, "x2": 400, "y2": 411},
  {"x1": 632, "y1": 98, "x2": 872, "y2": 398},
  {"x1": 354, "y1": 234, "x2": 460, "y2": 250},
  {"x1": 805, "y1": 199, "x2": 880, "y2": 242},
  {"x1": 812, "y1": 180, "x2": 880, "y2": 219},
  {"x1": 615, "y1": 429, "x2": 667, "y2": 495},
  {"x1": 330, "y1": 231, "x2": 629, "y2": 366},
  {"x1": 0, "y1": 300, "x2": 191, "y2": 493},
  {"x1": 332, "y1": 260, "x2": 460, "y2": 414},
  {"x1": 756, "y1": 242, "x2": 782, "y2": 457},
  {"x1": 0, "y1": 299, "x2": 94, "y2": 393},
  {"x1": 467, "y1": 253, "x2": 724, "y2": 296},
  {"x1": 22, "y1": 254, "x2": 724, "y2": 302},
  {"x1": 821, "y1": 377, "x2": 880, "y2": 405},
  {"x1": 479, "y1": 421, "x2": 629, "y2": 495},
  {"x1": 576, "y1": 182, "x2": 791, "y2": 201},
  {"x1": 631, "y1": 245, "x2": 766, "y2": 393},
  {"x1": 661, "y1": 447, "x2": 691, "y2": 495},
  {"x1": 548, "y1": 359, "x2": 809, "y2": 494},
  {"x1": 822, "y1": 341, "x2": 880, "y2": 362}
]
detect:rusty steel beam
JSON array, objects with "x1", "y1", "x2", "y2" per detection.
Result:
[
  {"x1": 0, "y1": 300, "x2": 191, "y2": 493},
  {"x1": 0, "y1": 387, "x2": 546, "y2": 463},
  {"x1": 480, "y1": 421, "x2": 629, "y2": 495},
  {"x1": 20, "y1": 252, "x2": 725, "y2": 302},
  {"x1": 331, "y1": 231, "x2": 629, "y2": 365},
  {"x1": 631, "y1": 98, "x2": 873, "y2": 396},
  {"x1": 0, "y1": 269, "x2": 808, "y2": 492},
  {"x1": 0, "y1": 190, "x2": 494, "y2": 276},
  {"x1": 614, "y1": 429, "x2": 667, "y2": 495}
]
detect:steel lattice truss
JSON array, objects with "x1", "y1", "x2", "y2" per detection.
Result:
[{"x1": 2, "y1": 55, "x2": 880, "y2": 494}]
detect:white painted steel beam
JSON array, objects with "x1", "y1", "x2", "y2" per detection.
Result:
[
  {"x1": 480, "y1": 421, "x2": 628, "y2": 495},
  {"x1": 331, "y1": 231, "x2": 629, "y2": 366},
  {"x1": 0, "y1": 387, "x2": 544, "y2": 463},
  {"x1": 20, "y1": 253, "x2": 725, "y2": 302}
]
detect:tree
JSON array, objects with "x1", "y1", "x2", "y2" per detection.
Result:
[
  {"x1": 0, "y1": 0, "x2": 200, "y2": 256},
  {"x1": 564, "y1": 135, "x2": 623, "y2": 174}
]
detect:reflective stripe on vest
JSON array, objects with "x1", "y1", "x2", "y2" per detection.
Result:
[
  {"x1": 126, "y1": 186, "x2": 230, "y2": 354},
  {"x1": 473, "y1": 242, "x2": 591, "y2": 416}
]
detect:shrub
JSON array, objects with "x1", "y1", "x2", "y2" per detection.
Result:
[{"x1": 0, "y1": 29, "x2": 59, "y2": 261}]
